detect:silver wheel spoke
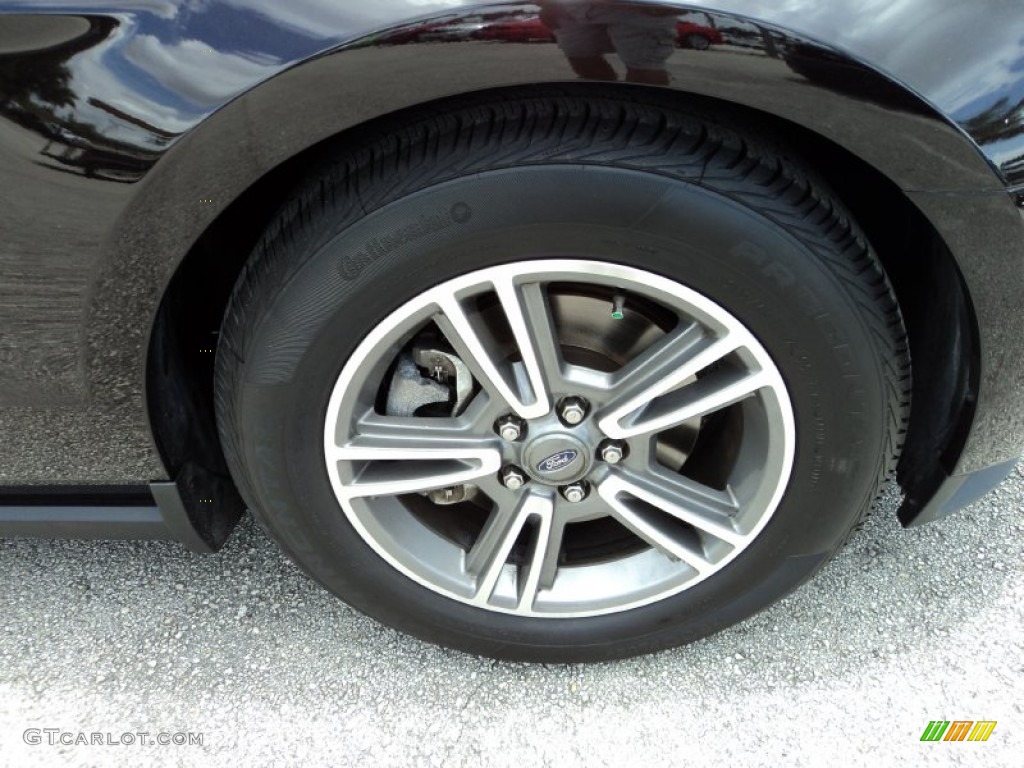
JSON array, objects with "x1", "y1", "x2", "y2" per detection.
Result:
[
  {"x1": 536, "y1": 515, "x2": 567, "y2": 591},
  {"x1": 617, "y1": 368, "x2": 772, "y2": 439},
  {"x1": 515, "y1": 281, "x2": 565, "y2": 394},
  {"x1": 609, "y1": 321, "x2": 707, "y2": 395},
  {"x1": 466, "y1": 493, "x2": 556, "y2": 613},
  {"x1": 329, "y1": 419, "x2": 501, "y2": 500},
  {"x1": 434, "y1": 279, "x2": 552, "y2": 420},
  {"x1": 597, "y1": 476, "x2": 715, "y2": 573},
  {"x1": 598, "y1": 328, "x2": 767, "y2": 439},
  {"x1": 598, "y1": 471, "x2": 747, "y2": 548}
]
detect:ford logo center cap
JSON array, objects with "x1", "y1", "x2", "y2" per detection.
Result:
[{"x1": 538, "y1": 450, "x2": 579, "y2": 473}]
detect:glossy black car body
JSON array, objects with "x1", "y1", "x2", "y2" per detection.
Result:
[{"x1": 0, "y1": 0, "x2": 1021, "y2": 552}]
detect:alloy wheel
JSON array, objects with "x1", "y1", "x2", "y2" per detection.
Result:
[{"x1": 324, "y1": 261, "x2": 795, "y2": 618}]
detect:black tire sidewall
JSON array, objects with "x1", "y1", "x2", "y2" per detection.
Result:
[{"x1": 229, "y1": 165, "x2": 888, "y2": 660}]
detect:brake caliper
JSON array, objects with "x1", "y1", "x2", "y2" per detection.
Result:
[{"x1": 385, "y1": 346, "x2": 477, "y2": 506}]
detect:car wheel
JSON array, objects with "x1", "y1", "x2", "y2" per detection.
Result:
[
  {"x1": 685, "y1": 33, "x2": 712, "y2": 51},
  {"x1": 215, "y1": 92, "x2": 909, "y2": 661}
]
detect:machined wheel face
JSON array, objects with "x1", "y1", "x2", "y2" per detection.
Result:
[{"x1": 324, "y1": 261, "x2": 795, "y2": 618}]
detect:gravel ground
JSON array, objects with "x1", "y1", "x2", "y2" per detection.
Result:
[{"x1": 0, "y1": 466, "x2": 1021, "y2": 767}]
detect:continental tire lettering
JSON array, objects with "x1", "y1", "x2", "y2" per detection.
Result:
[{"x1": 339, "y1": 203, "x2": 473, "y2": 280}]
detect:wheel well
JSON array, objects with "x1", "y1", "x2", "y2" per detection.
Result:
[{"x1": 146, "y1": 84, "x2": 978, "y2": 523}]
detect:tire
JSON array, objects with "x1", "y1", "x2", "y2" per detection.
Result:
[
  {"x1": 686, "y1": 33, "x2": 711, "y2": 51},
  {"x1": 215, "y1": 90, "x2": 910, "y2": 662}
]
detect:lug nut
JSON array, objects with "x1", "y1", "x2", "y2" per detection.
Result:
[
  {"x1": 559, "y1": 397, "x2": 588, "y2": 426},
  {"x1": 561, "y1": 482, "x2": 588, "y2": 503},
  {"x1": 502, "y1": 466, "x2": 527, "y2": 491},
  {"x1": 600, "y1": 441, "x2": 626, "y2": 464},
  {"x1": 496, "y1": 415, "x2": 525, "y2": 442}
]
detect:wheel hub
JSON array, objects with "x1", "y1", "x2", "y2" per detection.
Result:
[{"x1": 522, "y1": 432, "x2": 592, "y2": 485}]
